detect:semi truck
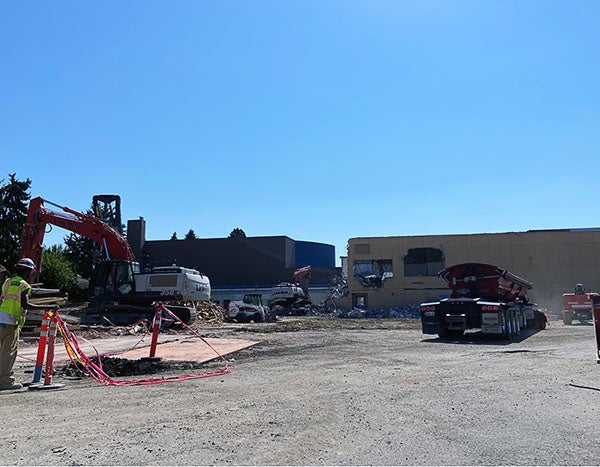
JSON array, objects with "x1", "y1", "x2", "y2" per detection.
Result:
[{"x1": 420, "y1": 263, "x2": 547, "y2": 339}]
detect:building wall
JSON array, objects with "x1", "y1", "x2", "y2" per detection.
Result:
[
  {"x1": 126, "y1": 217, "x2": 339, "y2": 288},
  {"x1": 347, "y1": 229, "x2": 600, "y2": 313},
  {"x1": 295, "y1": 241, "x2": 336, "y2": 268},
  {"x1": 140, "y1": 236, "x2": 296, "y2": 286}
]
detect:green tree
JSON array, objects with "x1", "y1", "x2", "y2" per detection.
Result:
[
  {"x1": 170, "y1": 232, "x2": 178, "y2": 240},
  {"x1": 39, "y1": 245, "x2": 87, "y2": 302},
  {"x1": 63, "y1": 232, "x2": 96, "y2": 278},
  {"x1": 185, "y1": 229, "x2": 197, "y2": 240},
  {"x1": 0, "y1": 173, "x2": 31, "y2": 270},
  {"x1": 63, "y1": 201, "x2": 122, "y2": 279},
  {"x1": 229, "y1": 227, "x2": 247, "y2": 238},
  {"x1": 39, "y1": 245, "x2": 76, "y2": 289}
]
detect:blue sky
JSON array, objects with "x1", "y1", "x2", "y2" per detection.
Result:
[{"x1": 2, "y1": 1, "x2": 599, "y2": 266}]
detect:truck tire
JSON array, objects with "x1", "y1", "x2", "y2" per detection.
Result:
[
  {"x1": 502, "y1": 310, "x2": 513, "y2": 340},
  {"x1": 563, "y1": 311, "x2": 572, "y2": 325},
  {"x1": 236, "y1": 314, "x2": 248, "y2": 323},
  {"x1": 512, "y1": 310, "x2": 520, "y2": 337},
  {"x1": 438, "y1": 322, "x2": 450, "y2": 338},
  {"x1": 535, "y1": 311, "x2": 547, "y2": 330}
]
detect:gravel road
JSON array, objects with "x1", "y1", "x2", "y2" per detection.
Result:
[{"x1": 3, "y1": 317, "x2": 599, "y2": 466}]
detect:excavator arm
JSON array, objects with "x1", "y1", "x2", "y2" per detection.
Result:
[
  {"x1": 21, "y1": 197, "x2": 135, "y2": 277},
  {"x1": 292, "y1": 266, "x2": 312, "y2": 298}
]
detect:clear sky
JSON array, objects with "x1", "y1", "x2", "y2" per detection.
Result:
[{"x1": 2, "y1": 1, "x2": 599, "y2": 266}]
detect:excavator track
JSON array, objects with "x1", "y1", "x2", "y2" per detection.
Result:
[{"x1": 65, "y1": 304, "x2": 197, "y2": 327}]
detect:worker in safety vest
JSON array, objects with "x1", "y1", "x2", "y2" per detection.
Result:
[{"x1": 0, "y1": 258, "x2": 53, "y2": 390}]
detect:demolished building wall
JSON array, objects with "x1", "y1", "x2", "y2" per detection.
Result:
[{"x1": 347, "y1": 229, "x2": 600, "y2": 314}]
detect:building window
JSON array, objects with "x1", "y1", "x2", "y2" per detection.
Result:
[
  {"x1": 353, "y1": 294, "x2": 367, "y2": 309},
  {"x1": 403, "y1": 247, "x2": 445, "y2": 277},
  {"x1": 354, "y1": 243, "x2": 371, "y2": 255},
  {"x1": 353, "y1": 259, "x2": 393, "y2": 287}
]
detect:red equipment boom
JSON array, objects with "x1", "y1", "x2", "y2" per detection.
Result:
[
  {"x1": 292, "y1": 266, "x2": 312, "y2": 297},
  {"x1": 21, "y1": 197, "x2": 135, "y2": 278}
]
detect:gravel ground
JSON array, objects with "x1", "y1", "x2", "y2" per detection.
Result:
[{"x1": 3, "y1": 316, "x2": 599, "y2": 466}]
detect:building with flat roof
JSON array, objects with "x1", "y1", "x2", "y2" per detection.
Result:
[
  {"x1": 127, "y1": 217, "x2": 341, "y2": 304},
  {"x1": 346, "y1": 229, "x2": 600, "y2": 314}
]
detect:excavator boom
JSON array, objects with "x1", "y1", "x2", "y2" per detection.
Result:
[
  {"x1": 21, "y1": 197, "x2": 135, "y2": 277},
  {"x1": 19, "y1": 196, "x2": 206, "y2": 326}
]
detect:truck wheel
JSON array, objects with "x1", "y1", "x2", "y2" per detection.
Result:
[
  {"x1": 563, "y1": 311, "x2": 572, "y2": 325},
  {"x1": 507, "y1": 311, "x2": 514, "y2": 340},
  {"x1": 502, "y1": 310, "x2": 513, "y2": 340},
  {"x1": 236, "y1": 314, "x2": 248, "y2": 323},
  {"x1": 512, "y1": 311, "x2": 520, "y2": 337},
  {"x1": 535, "y1": 311, "x2": 547, "y2": 330},
  {"x1": 438, "y1": 323, "x2": 450, "y2": 338}
]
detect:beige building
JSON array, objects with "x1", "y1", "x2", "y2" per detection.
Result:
[{"x1": 346, "y1": 229, "x2": 600, "y2": 314}]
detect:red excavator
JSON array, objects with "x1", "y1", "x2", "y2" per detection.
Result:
[
  {"x1": 20, "y1": 197, "x2": 210, "y2": 325},
  {"x1": 269, "y1": 265, "x2": 312, "y2": 314}
]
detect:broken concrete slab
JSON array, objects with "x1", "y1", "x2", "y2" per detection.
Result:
[{"x1": 118, "y1": 336, "x2": 258, "y2": 363}]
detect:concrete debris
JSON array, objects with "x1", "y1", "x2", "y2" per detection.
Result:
[
  {"x1": 193, "y1": 301, "x2": 226, "y2": 324},
  {"x1": 338, "y1": 304, "x2": 421, "y2": 319},
  {"x1": 328, "y1": 275, "x2": 349, "y2": 299}
]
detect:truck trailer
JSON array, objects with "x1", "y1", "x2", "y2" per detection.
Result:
[{"x1": 420, "y1": 263, "x2": 547, "y2": 339}]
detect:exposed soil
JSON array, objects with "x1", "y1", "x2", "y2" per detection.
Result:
[{"x1": 4, "y1": 316, "x2": 600, "y2": 466}]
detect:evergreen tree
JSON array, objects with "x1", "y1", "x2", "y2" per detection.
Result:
[
  {"x1": 170, "y1": 232, "x2": 178, "y2": 240},
  {"x1": 64, "y1": 201, "x2": 119, "y2": 278},
  {"x1": 229, "y1": 227, "x2": 247, "y2": 238},
  {"x1": 63, "y1": 231, "x2": 95, "y2": 279},
  {"x1": 185, "y1": 229, "x2": 197, "y2": 240},
  {"x1": 0, "y1": 173, "x2": 31, "y2": 270}
]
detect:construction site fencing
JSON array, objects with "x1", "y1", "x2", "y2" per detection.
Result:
[{"x1": 27, "y1": 303, "x2": 231, "y2": 390}]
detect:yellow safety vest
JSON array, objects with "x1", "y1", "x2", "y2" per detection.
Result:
[{"x1": 0, "y1": 276, "x2": 31, "y2": 328}]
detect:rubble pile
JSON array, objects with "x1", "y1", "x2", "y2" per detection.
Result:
[
  {"x1": 338, "y1": 304, "x2": 421, "y2": 319},
  {"x1": 194, "y1": 301, "x2": 226, "y2": 323}
]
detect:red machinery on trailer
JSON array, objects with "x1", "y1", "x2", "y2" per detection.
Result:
[
  {"x1": 420, "y1": 263, "x2": 548, "y2": 340},
  {"x1": 561, "y1": 284, "x2": 598, "y2": 325}
]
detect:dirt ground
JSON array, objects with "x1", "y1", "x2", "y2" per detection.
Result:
[{"x1": 3, "y1": 316, "x2": 600, "y2": 466}]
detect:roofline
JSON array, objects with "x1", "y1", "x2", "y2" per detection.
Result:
[{"x1": 350, "y1": 227, "x2": 600, "y2": 241}]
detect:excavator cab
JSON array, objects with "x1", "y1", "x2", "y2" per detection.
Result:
[{"x1": 89, "y1": 260, "x2": 140, "y2": 305}]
